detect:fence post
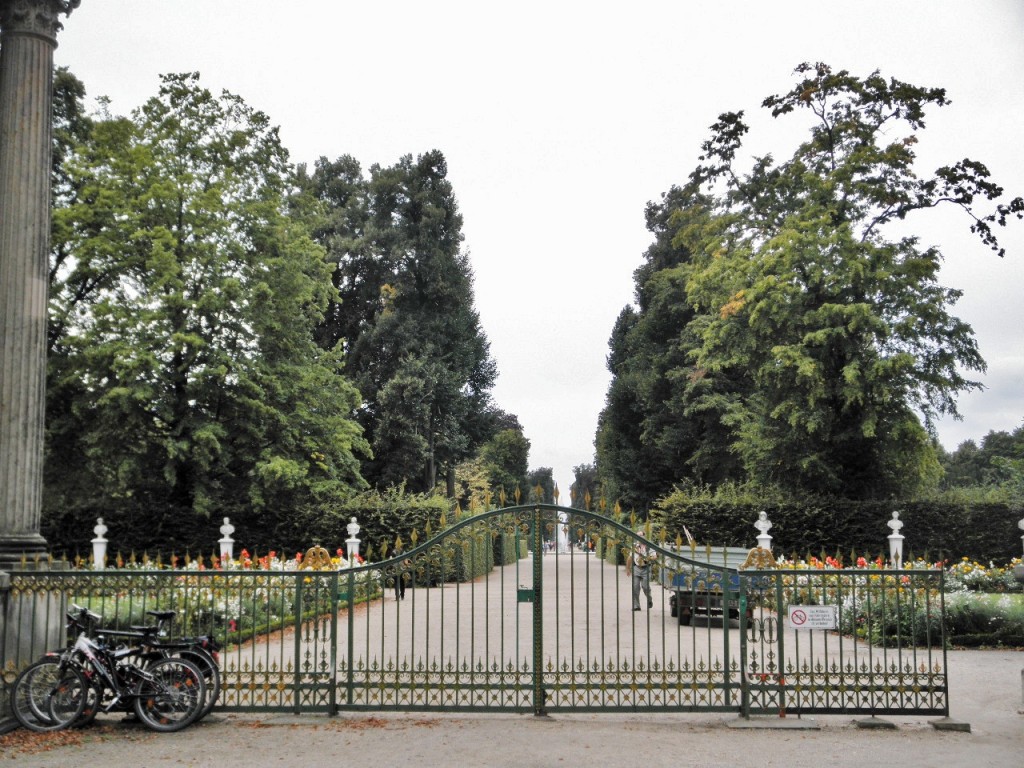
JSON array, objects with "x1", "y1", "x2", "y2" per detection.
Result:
[
  {"x1": 218, "y1": 517, "x2": 235, "y2": 565},
  {"x1": 91, "y1": 518, "x2": 108, "y2": 570},
  {"x1": 346, "y1": 517, "x2": 361, "y2": 561},
  {"x1": 887, "y1": 511, "x2": 904, "y2": 568}
]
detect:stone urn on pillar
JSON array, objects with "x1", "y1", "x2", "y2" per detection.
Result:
[
  {"x1": 218, "y1": 517, "x2": 235, "y2": 565},
  {"x1": 346, "y1": 517, "x2": 361, "y2": 563},
  {"x1": 887, "y1": 511, "x2": 905, "y2": 568},
  {"x1": 91, "y1": 518, "x2": 108, "y2": 570}
]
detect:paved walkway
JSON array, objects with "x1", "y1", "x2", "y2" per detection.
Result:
[{"x1": 4, "y1": 648, "x2": 1022, "y2": 768}]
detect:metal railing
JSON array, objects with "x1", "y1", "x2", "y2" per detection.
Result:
[{"x1": 1, "y1": 505, "x2": 949, "y2": 721}]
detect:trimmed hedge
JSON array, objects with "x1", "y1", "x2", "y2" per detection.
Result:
[{"x1": 651, "y1": 495, "x2": 1021, "y2": 563}]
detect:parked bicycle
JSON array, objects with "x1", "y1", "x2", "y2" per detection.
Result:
[
  {"x1": 10, "y1": 605, "x2": 207, "y2": 733},
  {"x1": 93, "y1": 609, "x2": 221, "y2": 722}
]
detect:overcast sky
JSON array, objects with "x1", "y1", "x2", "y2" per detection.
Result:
[{"x1": 54, "y1": 1, "x2": 1024, "y2": 498}]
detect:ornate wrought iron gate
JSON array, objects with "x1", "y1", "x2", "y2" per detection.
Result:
[{"x1": 2, "y1": 504, "x2": 949, "y2": 719}]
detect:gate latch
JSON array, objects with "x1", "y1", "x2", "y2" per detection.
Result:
[{"x1": 517, "y1": 585, "x2": 534, "y2": 603}]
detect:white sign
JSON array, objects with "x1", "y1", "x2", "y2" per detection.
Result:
[{"x1": 788, "y1": 605, "x2": 838, "y2": 630}]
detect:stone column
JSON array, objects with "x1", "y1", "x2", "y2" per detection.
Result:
[
  {"x1": 0, "y1": 1, "x2": 80, "y2": 726},
  {"x1": 0, "y1": 0, "x2": 79, "y2": 567}
]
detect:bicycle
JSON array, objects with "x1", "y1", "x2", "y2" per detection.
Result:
[
  {"x1": 10, "y1": 605, "x2": 207, "y2": 733},
  {"x1": 95, "y1": 609, "x2": 221, "y2": 721}
]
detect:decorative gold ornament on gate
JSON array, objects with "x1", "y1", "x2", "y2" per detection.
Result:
[
  {"x1": 740, "y1": 546, "x2": 778, "y2": 569},
  {"x1": 298, "y1": 545, "x2": 333, "y2": 570}
]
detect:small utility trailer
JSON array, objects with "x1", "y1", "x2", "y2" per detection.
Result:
[{"x1": 661, "y1": 545, "x2": 756, "y2": 626}]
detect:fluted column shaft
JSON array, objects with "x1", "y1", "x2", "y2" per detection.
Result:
[{"x1": 0, "y1": 0, "x2": 78, "y2": 564}]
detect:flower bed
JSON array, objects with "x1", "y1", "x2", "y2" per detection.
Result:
[
  {"x1": 70, "y1": 550, "x2": 381, "y2": 645},
  {"x1": 767, "y1": 554, "x2": 1023, "y2": 648}
]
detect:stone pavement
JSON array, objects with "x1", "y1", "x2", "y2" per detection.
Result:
[{"x1": 3, "y1": 647, "x2": 1022, "y2": 768}]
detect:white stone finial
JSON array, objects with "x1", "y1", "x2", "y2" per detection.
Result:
[
  {"x1": 218, "y1": 516, "x2": 235, "y2": 564},
  {"x1": 346, "y1": 517, "x2": 362, "y2": 562},
  {"x1": 887, "y1": 510, "x2": 905, "y2": 568},
  {"x1": 91, "y1": 518, "x2": 108, "y2": 570}
]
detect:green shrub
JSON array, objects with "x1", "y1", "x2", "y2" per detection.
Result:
[
  {"x1": 944, "y1": 593, "x2": 1024, "y2": 648},
  {"x1": 652, "y1": 488, "x2": 1020, "y2": 563}
]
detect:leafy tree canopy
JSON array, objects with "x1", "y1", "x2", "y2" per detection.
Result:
[
  {"x1": 44, "y1": 72, "x2": 369, "y2": 553},
  {"x1": 303, "y1": 150, "x2": 501, "y2": 494},
  {"x1": 598, "y1": 63, "x2": 1023, "y2": 505}
]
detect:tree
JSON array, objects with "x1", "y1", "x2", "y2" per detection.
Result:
[
  {"x1": 44, "y1": 73, "x2": 368, "y2": 553},
  {"x1": 596, "y1": 186, "x2": 740, "y2": 509},
  {"x1": 480, "y1": 429, "x2": 530, "y2": 499},
  {"x1": 525, "y1": 467, "x2": 555, "y2": 504},
  {"x1": 570, "y1": 463, "x2": 599, "y2": 509},
  {"x1": 941, "y1": 425, "x2": 1024, "y2": 489},
  {"x1": 306, "y1": 151, "x2": 498, "y2": 494},
  {"x1": 599, "y1": 62, "x2": 1022, "y2": 502},
  {"x1": 683, "y1": 63, "x2": 1022, "y2": 498}
]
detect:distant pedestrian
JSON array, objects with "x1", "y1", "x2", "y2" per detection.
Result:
[
  {"x1": 627, "y1": 529, "x2": 657, "y2": 611},
  {"x1": 394, "y1": 546, "x2": 410, "y2": 600}
]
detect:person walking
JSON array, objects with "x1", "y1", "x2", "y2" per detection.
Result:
[
  {"x1": 393, "y1": 546, "x2": 410, "y2": 600},
  {"x1": 628, "y1": 529, "x2": 657, "y2": 611}
]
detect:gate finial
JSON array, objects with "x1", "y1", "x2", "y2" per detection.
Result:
[{"x1": 740, "y1": 547, "x2": 777, "y2": 570}]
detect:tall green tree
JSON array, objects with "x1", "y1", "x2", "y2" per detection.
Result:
[
  {"x1": 596, "y1": 186, "x2": 740, "y2": 509},
  {"x1": 480, "y1": 429, "x2": 530, "y2": 499},
  {"x1": 683, "y1": 62, "x2": 1022, "y2": 498},
  {"x1": 306, "y1": 151, "x2": 498, "y2": 494},
  {"x1": 44, "y1": 73, "x2": 368, "y2": 553},
  {"x1": 941, "y1": 426, "x2": 1024, "y2": 489},
  {"x1": 570, "y1": 463, "x2": 599, "y2": 509},
  {"x1": 598, "y1": 62, "x2": 1022, "y2": 504},
  {"x1": 525, "y1": 467, "x2": 555, "y2": 504}
]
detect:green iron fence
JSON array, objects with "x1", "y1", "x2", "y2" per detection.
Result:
[{"x1": 1, "y1": 504, "x2": 948, "y2": 720}]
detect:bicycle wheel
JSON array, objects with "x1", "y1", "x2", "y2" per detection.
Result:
[
  {"x1": 133, "y1": 657, "x2": 206, "y2": 732},
  {"x1": 72, "y1": 678, "x2": 103, "y2": 728},
  {"x1": 11, "y1": 659, "x2": 86, "y2": 732},
  {"x1": 178, "y1": 649, "x2": 220, "y2": 720}
]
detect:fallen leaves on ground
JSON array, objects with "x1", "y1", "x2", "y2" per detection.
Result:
[
  {"x1": 0, "y1": 727, "x2": 87, "y2": 757},
  {"x1": 0, "y1": 722, "x2": 157, "y2": 758}
]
